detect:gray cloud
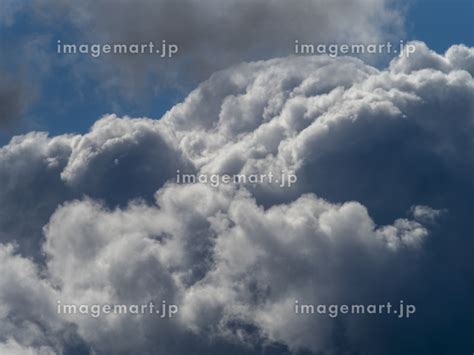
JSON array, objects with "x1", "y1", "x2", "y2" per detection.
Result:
[
  {"x1": 0, "y1": 35, "x2": 52, "y2": 129},
  {"x1": 0, "y1": 73, "x2": 31, "y2": 128},
  {"x1": 0, "y1": 243, "x2": 61, "y2": 353},
  {"x1": 11, "y1": 0, "x2": 404, "y2": 100},
  {"x1": 0, "y1": 180, "x2": 437, "y2": 354}
]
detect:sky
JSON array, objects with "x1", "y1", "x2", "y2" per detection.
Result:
[
  {"x1": 0, "y1": 1, "x2": 473, "y2": 355},
  {"x1": 407, "y1": 0, "x2": 473, "y2": 52}
]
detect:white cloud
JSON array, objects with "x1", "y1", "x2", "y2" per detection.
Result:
[
  {"x1": 0, "y1": 339, "x2": 55, "y2": 355},
  {"x1": 38, "y1": 185, "x2": 433, "y2": 353},
  {"x1": 0, "y1": 244, "x2": 62, "y2": 354}
]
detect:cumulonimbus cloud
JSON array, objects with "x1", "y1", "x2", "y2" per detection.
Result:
[{"x1": 0, "y1": 42, "x2": 473, "y2": 354}]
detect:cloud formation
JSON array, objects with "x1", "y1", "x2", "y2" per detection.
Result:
[
  {"x1": 4, "y1": 0, "x2": 404, "y2": 102},
  {"x1": 58, "y1": 0, "x2": 402, "y2": 81},
  {"x1": 0, "y1": 42, "x2": 473, "y2": 354}
]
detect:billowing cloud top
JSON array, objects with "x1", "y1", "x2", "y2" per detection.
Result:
[{"x1": 0, "y1": 42, "x2": 473, "y2": 354}]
